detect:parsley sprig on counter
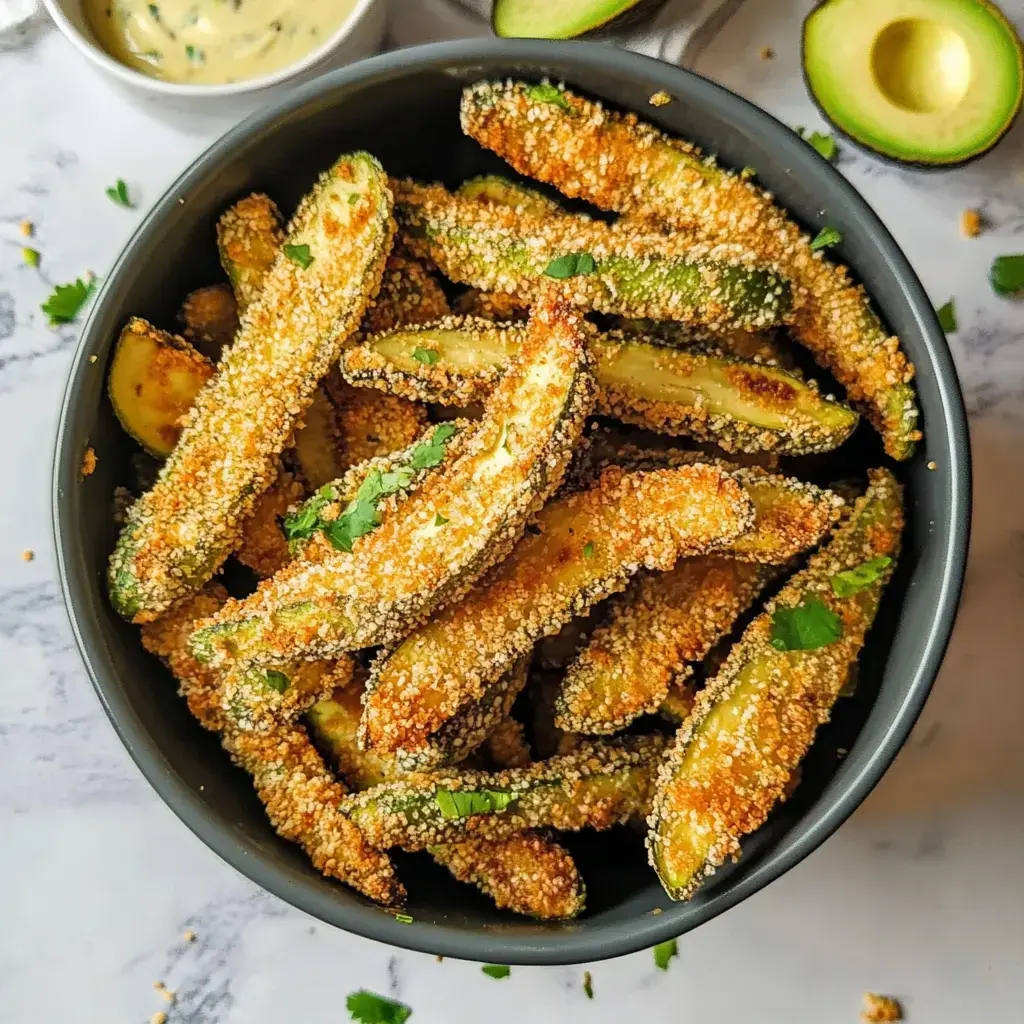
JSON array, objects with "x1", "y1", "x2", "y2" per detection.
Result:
[
  {"x1": 346, "y1": 990, "x2": 412, "y2": 1024},
  {"x1": 40, "y1": 275, "x2": 96, "y2": 326}
]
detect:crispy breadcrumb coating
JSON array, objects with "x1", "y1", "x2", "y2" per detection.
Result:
[
  {"x1": 235, "y1": 468, "x2": 306, "y2": 577},
  {"x1": 178, "y1": 284, "x2": 239, "y2": 354},
  {"x1": 461, "y1": 80, "x2": 919, "y2": 458},
  {"x1": 217, "y1": 193, "x2": 285, "y2": 312}
]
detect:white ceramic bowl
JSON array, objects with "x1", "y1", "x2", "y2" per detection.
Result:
[{"x1": 42, "y1": 0, "x2": 386, "y2": 111}]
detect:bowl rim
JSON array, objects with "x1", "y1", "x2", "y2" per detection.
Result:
[
  {"x1": 41, "y1": 0, "x2": 380, "y2": 97},
  {"x1": 53, "y1": 37, "x2": 971, "y2": 965}
]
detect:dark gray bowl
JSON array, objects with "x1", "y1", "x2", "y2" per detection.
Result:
[{"x1": 53, "y1": 39, "x2": 970, "y2": 965}]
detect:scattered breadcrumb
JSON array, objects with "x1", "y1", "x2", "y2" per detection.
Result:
[
  {"x1": 648, "y1": 90, "x2": 671, "y2": 107},
  {"x1": 149, "y1": 1013, "x2": 167, "y2": 1024},
  {"x1": 21, "y1": 549, "x2": 33, "y2": 562},
  {"x1": 861, "y1": 992, "x2": 903, "y2": 1022},
  {"x1": 960, "y1": 209, "x2": 982, "y2": 237},
  {"x1": 435, "y1": 955, "x2": 444, "y2": 963},
  {"x1": 19, "y1": 219, "x2": 33, "y2": 237},
  {"x1": 760, "y1": 46, "x2": 775, "y2": 60},
  {"x1": 81, "y1": 446, "x2": 97, "y2": 477},
  {"x1": 183, "y1": 929, "x2": 196, "y2": 943},
  {"x1": 153, "y1": 981, "x2": 175, "y2": 1004},
  {"x1": 927, "y1": 460, "x2": 937, "y2": 470},
  {"x1": 651, "y1": 907, "x2": 663, "y2": 915},
  {"x1": 89, "y1": 354, "x2": 98, "y2": 363}
]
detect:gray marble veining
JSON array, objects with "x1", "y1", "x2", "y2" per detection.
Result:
[{"x1": 1, "y1": 1, "x2": 1023, "y2": 1021}]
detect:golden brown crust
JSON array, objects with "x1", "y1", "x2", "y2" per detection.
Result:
[
  {"x1": 361, "y1": 250, "x2": 451, "y2": 336},
  {"x1": 235, "y1": 469, "x2": 306, "y2": 577},
  {"x1": 178, "y1": 284, "x2": 239, "y2": 353},
  {"x1": 217, "y1": 193, "x2": 285, "y2": 312},
  {"x1": 461, "y1": 81, "x2": 920, "y2": 458}
]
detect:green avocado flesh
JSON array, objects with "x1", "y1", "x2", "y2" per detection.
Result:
[
  {"x1": 804, "y1": 0, "x2": 1023, "y2": 164},
  {"x1": 493, "y1": 0, "x2": 655, "y2": 38}
]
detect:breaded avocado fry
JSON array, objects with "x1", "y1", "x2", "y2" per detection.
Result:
[
  {"x1": 217, "y1": 192, "x2": 285, "y2": 312},
  {"x1": 341, "y1": 318, "x2": 859, "y2": 455},
  {"x1": 461, "y1": 80, "x2": 920, "y2": 459},
  {"x1": 189, "y1": 295, "x2": 595, "y2": 666},
  {"x1": 648, "y1": 468, "x2": 903, "y2": 900},
  {"x1": 307, "y1": 679, "x2": 586, "y2": 919},
  {"x1": 396, "y1": 180, "x2": 792, "y2": 330},
  {"x1": 178, "y1": 283, "x2": 239, "y2": 354},
  {"x1": 342, "y1": 734, "x2": 667, "y2": 851},
  {"x1": 362, "y1": 463, "x2": 754, "y2": 760},
  {"x1": 140, "y1": 587, "x2": 403, "y2": 905},
  {"x1": 109, "y1": 153, "x2": 395, "y2": 621}
]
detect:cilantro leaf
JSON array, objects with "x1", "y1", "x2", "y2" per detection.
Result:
[
  {"x1": 394, "y1": 913, "x2": 413, "y2": 924},
  {"x1": 379, "y1": 466, "x2": 416, "y2": 494},
  {"x1": 830, "y1": 556, "x2": 892, "y2": 597},
  {"x1": 346, "y1": 990, "x2": 412, "y2": 1024},
  {"x1": 22, "y1": 248, "x2": 40, "y2": 268},
  {"x1": 583, "y1": 971, "x2": 594, "y2": 999},
  {"x1": 435, "y1": 788, "x2": 516, "y2": 820},
  {"x1": 990, "y1": 254, "x2": 1024, "y2": 297},
  {"x1": 409, "y1": 423, "x2": 458, "y2": 470},
  {"x1": 263, "y1": 670, "x2": 290, "y2": 693},
  {"x1": 525, "y1": 82, "x2": 570, "y2": 111},
  {"x1": 282, "y1": 490, "x2": 334, "y2": 542},
  {"x1": 412, "y1": 347, "x2": 439, "y2": 364},
  {"x1": 40, "y1": 276, "x2": 95, "y2": 325},
  {"x1": 653, "y1": 938, "x2": 678, "y2": 970},
  {"x1": 283, "y1": 243, "x2": 313, "y2": 269},
  {"x1": 323, "y1": 497, "x2": 380, "y2": 552},
  {"x1": 582, "y1": 541, "x2": 595, "y2": 560},
  {"x1": 795, "y1": 127, "x2": 838, "y2": 163},
  {"x1": 105, "y1": 178, "x2": 133, "y2": 208},
  {"x1": 936, "y1": 299, "x2": 957, "y2": 333},
  {"x1": 482, "y1": 964, "x2": 510, "y2": 980},
  {"x1": 185, "y1": 43, "x2": 204, "y2": 63},
  {"x1": 770, "y1": 594, "x2": 842, "y2": 651},
  {"x1": 809, "y1": 226, "x2": 842, "y2": 252},
  {"x1": 434, "y1": 513, "x2": 449, "y2": 526},
  {"x1": 544, "y1": 252, "x2": 596, "y2": 279}
]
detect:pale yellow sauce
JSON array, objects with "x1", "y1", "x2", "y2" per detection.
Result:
[{"x1": 85, "y1": 0, "x2": 359, "y2": 85}]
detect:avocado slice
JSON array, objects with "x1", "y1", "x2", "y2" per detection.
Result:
[
  {"x1": 493, "y1": 0, "x2": 664, "y2": 39},
  {"x1": 804, "y1": 0, "x2": 1023, "y2": 166}
]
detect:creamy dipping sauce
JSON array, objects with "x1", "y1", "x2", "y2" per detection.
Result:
[{"x1": 85, "y1": 0, "x2": 359, "y2": 85}]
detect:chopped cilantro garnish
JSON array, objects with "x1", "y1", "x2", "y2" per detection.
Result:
[
  {"x1": 936, "y1": 299, "x2": 957, "y2": 333},
  {"x1": 346, "y1": 990, "x2": 412, "y2": 1024},
  {"x1": 412, "y1": 347, "x2": 439, "y2": 364},
  {"x1": 105, "y1": 178, "x2": 133, "y2": 208},
  {"x1": 482, "y1": 964, "x2": 510, "y2": 980},
  {"x1": 544, "y1": 252, "x2": 596, "y2": 279},
  {"x1": 147, "y1": 2, "x2": 159, "y2": 17},
  {"x1": 409, "y1": 423, "x2": 458, "y2": 470},
  {"x1": 582, "y1": 970, "x2": 594, "y2": 999},
  {"x1": 185, "y1": 44, "x2": 204, "y2": 63},
  {"x1": 434, "y1": 513, "x2": 449, "y2": 526},
  {"x1": 40, "y1": 276, "x2": 95, "y2": 326},
  {"x1": 795, "y1": 126, "x2": 838, "y2": 163},
  {"x1": 22, "y1": 248, "x2": 40, "y2": 268},
  {"x1": 435, "y1": 788, "x2": 516, "y2": 820},
  {"x1": 809, "y1": 226, "x2": 842, "y2": 252},
  {"x1": 653, "y1": 938, "x2": 678, "y2": 970},
  {"x1": 525, "y1": 82, "x2": 570, "y2": 111},
  {"x1": 263, "y1": 670, "x2": 290, "y2": 693},
  {"x1": 283, "y1": 426, "x2": 459, "y2": 552},
  {"x1": 830, "y1": 556, "x2": 892, "y2": 597},
  {"x1": 283, "y1": 243, "x2": 313, "y2": 269},
  {"x1": 990, "y1": 254, "x2": 1024, "y2": 297},
  {"x1": 770, "y1": 594, "x2": 842, "y2": 651},
  {"x1": 582, "y1": 541, "x2": 595, "y2": 560},
  {"x1": 394, "y1": 913, "x2": 413, "y2": 924}
]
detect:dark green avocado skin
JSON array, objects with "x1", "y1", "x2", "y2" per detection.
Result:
[
  {"x1": 801, "y1": 0, "x2": 1023, "y2": 170},
  {"x1": 492, "y1": 0, "x2": 668, "y2": 39}
]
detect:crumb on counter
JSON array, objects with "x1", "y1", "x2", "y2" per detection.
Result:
[
  {"x1": 81, "y1": 446, "x2": 97, "y2": 477},
  {"x1": 19, "y1": 219, "x2": 33, "y2": 237},
  {"x1": 150, "y1": 1013, "x2": 167, "y2": 1024},
  {"x1": 648, "y1": 90, "x2": 671, "y2": 107},
  {"x1": 960, "y1": 209, "x2": 982, "y2": 237},
  {"x1": 183, "y1": 929, "x2": 196, "y2": 943},
  {"x1": 153, "y1": 981, "x2": 176, "y2": 1004},
  {"x1": 435, "y1": 955, "x2": 444, "y2": 963},
  {"x1": 760, "y1": 46, "x2": 775, "y2": 60},
  {"x1": 21, "y1": 549, "x2": 34, "y2": 562},
  {"x1": 861, "y1": 992, "x2": 903, "y2": 1023}
]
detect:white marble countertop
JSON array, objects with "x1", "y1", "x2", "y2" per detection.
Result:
[{"x1": 2, "y1": 2, "x2": 1023, "y2": 1021}]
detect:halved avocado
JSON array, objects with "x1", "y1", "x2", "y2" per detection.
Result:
[
  {"x1": 803, "y1": 0, "x2": 1023, "y2": 166},
  {"x1": 493, "y1": 0, "x2": 664, "y2": 39}
]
